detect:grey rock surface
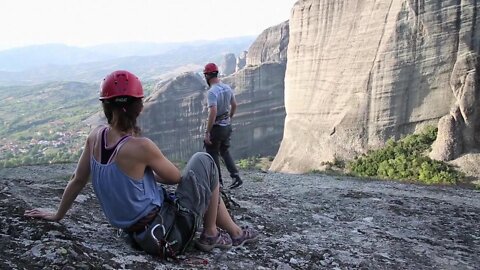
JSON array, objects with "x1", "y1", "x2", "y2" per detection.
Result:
[
  {"x1": 139, "y1": 65, "x2": 286, "y2": 161},
  {"x1": 236, "y1": 51, "x2": 248, "y2": 72},
  {"x1": 224, "y1": 62, "x2": 287, "y2": 158},
  {"x1": 272, "y1": 0, "x2": 480, "y2": 173},
  {"x1": 138, "y1": 72, "x2": 207, "y2": 162},
  {"x1": 1, "y1": 164, "x2": 479, "y2": 269},
  {"x1": 221, "y1": 53, "x2": 237, "y2": 76},
  {"x1": 431, "y1": 52, "x2": 480, "y2": 161},
  {"x1": 139, "y1": 22, "x2": 289, "y2": 161},
  {"x1": 246, "y1": 21, "x2": 289, "y2": 67}
]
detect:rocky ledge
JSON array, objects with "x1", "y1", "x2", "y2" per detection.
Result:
[{"x1": 1, "y1": 164, "x2": 479, "y2": 269}]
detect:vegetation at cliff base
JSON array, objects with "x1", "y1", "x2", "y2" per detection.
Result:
[
  {"x1": 347, "y1": 126, "x2": 464, "y2": 185},
  {"x1": 237, "y1": 155, "x2": 274, "y2": 171}
]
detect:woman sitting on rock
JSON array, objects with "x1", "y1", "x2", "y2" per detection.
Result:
[{"x1": 24, "y1": 70, "x2": 258, "y2": 258}]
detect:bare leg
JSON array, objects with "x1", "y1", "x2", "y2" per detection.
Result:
[
  {"x1": 216, "y1": 196, "x2": 242, "y2": 238},
  {"x1": 202, "y1": 184, "x2": 242, "y2": 238},
  {"x1": 202, "y1": 183, "x2": 221, "y2": 236}
]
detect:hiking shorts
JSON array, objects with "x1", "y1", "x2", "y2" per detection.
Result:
[{"x1": 175, "y1": 152, "x2": 219, "y2": 219}]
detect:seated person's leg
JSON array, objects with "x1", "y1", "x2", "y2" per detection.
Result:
[
  {"x1": 175, "y1": 152, "x2": 218, "y2": 217},
  {"x1": 175, "y1": 152, "x2": 258, "y2": 251}
]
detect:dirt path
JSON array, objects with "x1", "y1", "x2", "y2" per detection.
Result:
[{"x1": 1, "y1": 164, "x2": 479, "y2": 269}]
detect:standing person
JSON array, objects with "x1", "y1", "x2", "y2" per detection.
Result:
[
  {"x1": 203, "y1": 63, "x2": 243, "y2": 189},
  {"x1": 24, "y1": 70, "x2": 258, "y2": 258}
]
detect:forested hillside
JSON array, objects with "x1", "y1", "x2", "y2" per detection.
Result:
[{"x1": 0, "y1": 82, "x2": 98, "y2": 167}]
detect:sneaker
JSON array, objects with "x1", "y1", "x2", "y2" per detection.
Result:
[
  {"x1": 231, "y1": 226, "x2": 259, "y2": 246},
  {"x1": 229, "y1": 176, "x2": 243, "y2": 189},
  {"x1": 195, "y1": 230, "x2": 232, "y2": 252}
]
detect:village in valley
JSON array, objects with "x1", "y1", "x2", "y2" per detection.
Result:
[{"x1": 1, "y1": 128, "x2": 87, "y2": 168}]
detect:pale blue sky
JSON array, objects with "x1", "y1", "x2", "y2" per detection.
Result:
[{"x1": 0, "y1": 0, "x2": 297, "y2": 50}]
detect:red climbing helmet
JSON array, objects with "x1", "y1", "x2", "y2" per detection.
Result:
[
  {"x1": 100, "y1": 70, "x2": 143, "y2": 100},
  {"x1": 203, "y1": 63, "x2": 219, "y2": 74}
]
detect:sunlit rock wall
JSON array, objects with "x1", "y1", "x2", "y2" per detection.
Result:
[
  {"x1": 272, "y1": 0, "x2": 480, "y2": 173},
  {"x1": 247, "y1": 21, "x2": 289, "y2": 66}
]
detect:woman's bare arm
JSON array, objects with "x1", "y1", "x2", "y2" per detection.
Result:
[
  {"x1": 140, "y1": 138, "x2": 181, "y2": 185},
  {"x1": 24, "y1": 136, "x2": 92, "y2": 221}
]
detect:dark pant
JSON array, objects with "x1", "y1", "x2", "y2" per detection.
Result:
[{"x1": 205, "y1": 125, "x2": 239, "y2": 185}]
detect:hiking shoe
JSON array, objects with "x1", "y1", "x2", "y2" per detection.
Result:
[
  {"x1": 229, "y1": 176, "x2": 243, "y2": 189},
  {"x1": 195, "y1": 230, "x2": 232, "y2": 252},
  {"x1": 231, "y1": 226, "x2": 259, "y2": 246}
]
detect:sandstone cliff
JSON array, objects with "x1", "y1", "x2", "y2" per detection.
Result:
[
  {"x1": 139, "y1": 73, "x2": 207, "y2": 161},
  {"x1": 236, "y1": 51, "x2": 248, "y2": 72},
  {"x1": 223, "y1": 62, "x2": 286, "y2": 158},
  {"x1": 246, "y1": 21, "x2": 289, "y2": 66},
  {"x1": 272, "y1": 0, "x2": 480, "y2": 173},
  {"x1": 221, "y1": 53, "x2": 237, "y2": 76},
  {"x1": 140, "y1": 22, "x2": 289, "y2": 161}
]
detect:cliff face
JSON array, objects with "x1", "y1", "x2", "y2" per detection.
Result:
[
  {"x1": 272, "y1": 0, "x2": 480, "y2": 173},
  {"x1": 246, "y1": 21, "x2": 289, "y2": 66},
  {"x1": 223, "y1": 21, "x2": 289, "y2": 158},
  {"x1": 221, "y1": 53, "x2": 237, "y2": 76},
  {"x1": 139, "y1": 22, "x2": 289, "y2": 161},
  {"x1": 236, "y1": 51, "x2": 248, "y2": 72},
  {"x1": 223, "y1": 62, "x2": 286, "y2": 158},
  {"x1": 139, "y1": 73, "x2": 207, "y2": 161}
]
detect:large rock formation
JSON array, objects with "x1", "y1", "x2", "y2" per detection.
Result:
[
  {"x1": 246, "y1": 21, "x2": 289, "y2": 66},
  {"x1": 139, "y1": 22, "x2": 289, "y2": 161},
  {"x1": 430, "y1": 51, "x2": 480, "y2": 160},
  {"x1": 272, "y1": 0, "x2": 480, "y2": 173},
  {"x1": 236, "y1": 51, "x2": 248, "y2": 72},
  {"x1": 139, "y1": 73, "x2": 207, "y2": 161},
  {"x1": 221, "y1": 53, "x2": 237, "y2": 76},
  {"x1": 223, "y1": 62, "x2": 286, "y2": 158}
]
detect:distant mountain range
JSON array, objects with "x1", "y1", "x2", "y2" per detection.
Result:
[
  {"x1": 0, "y1": 44, "x2": 114, "y2": 71},
  {"x1": 0, "y1": 36, "x2": 256, "y2": 167},
  {"x1": 0, "y1": 36, "x2": 255, "y2": 85}
]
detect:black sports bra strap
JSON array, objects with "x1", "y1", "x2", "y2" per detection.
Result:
[
  {"x1": 106, "y1": 135, "x2": 131, "y2": 164},
  {"x1": 100, "y1": 128, "x2": 131, "y2": 164},
  {"x1": 91, "y1": 126, "x2": 108, "y2": 163}
]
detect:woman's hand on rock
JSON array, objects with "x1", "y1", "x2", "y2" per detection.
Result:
[{"x1": 24, "y1": 209, "x2": 60, "y2": 221}]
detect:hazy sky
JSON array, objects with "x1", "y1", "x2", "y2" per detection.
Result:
[{"x1": 0, "y1": 0, "x2": 297, "y2": 50}]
